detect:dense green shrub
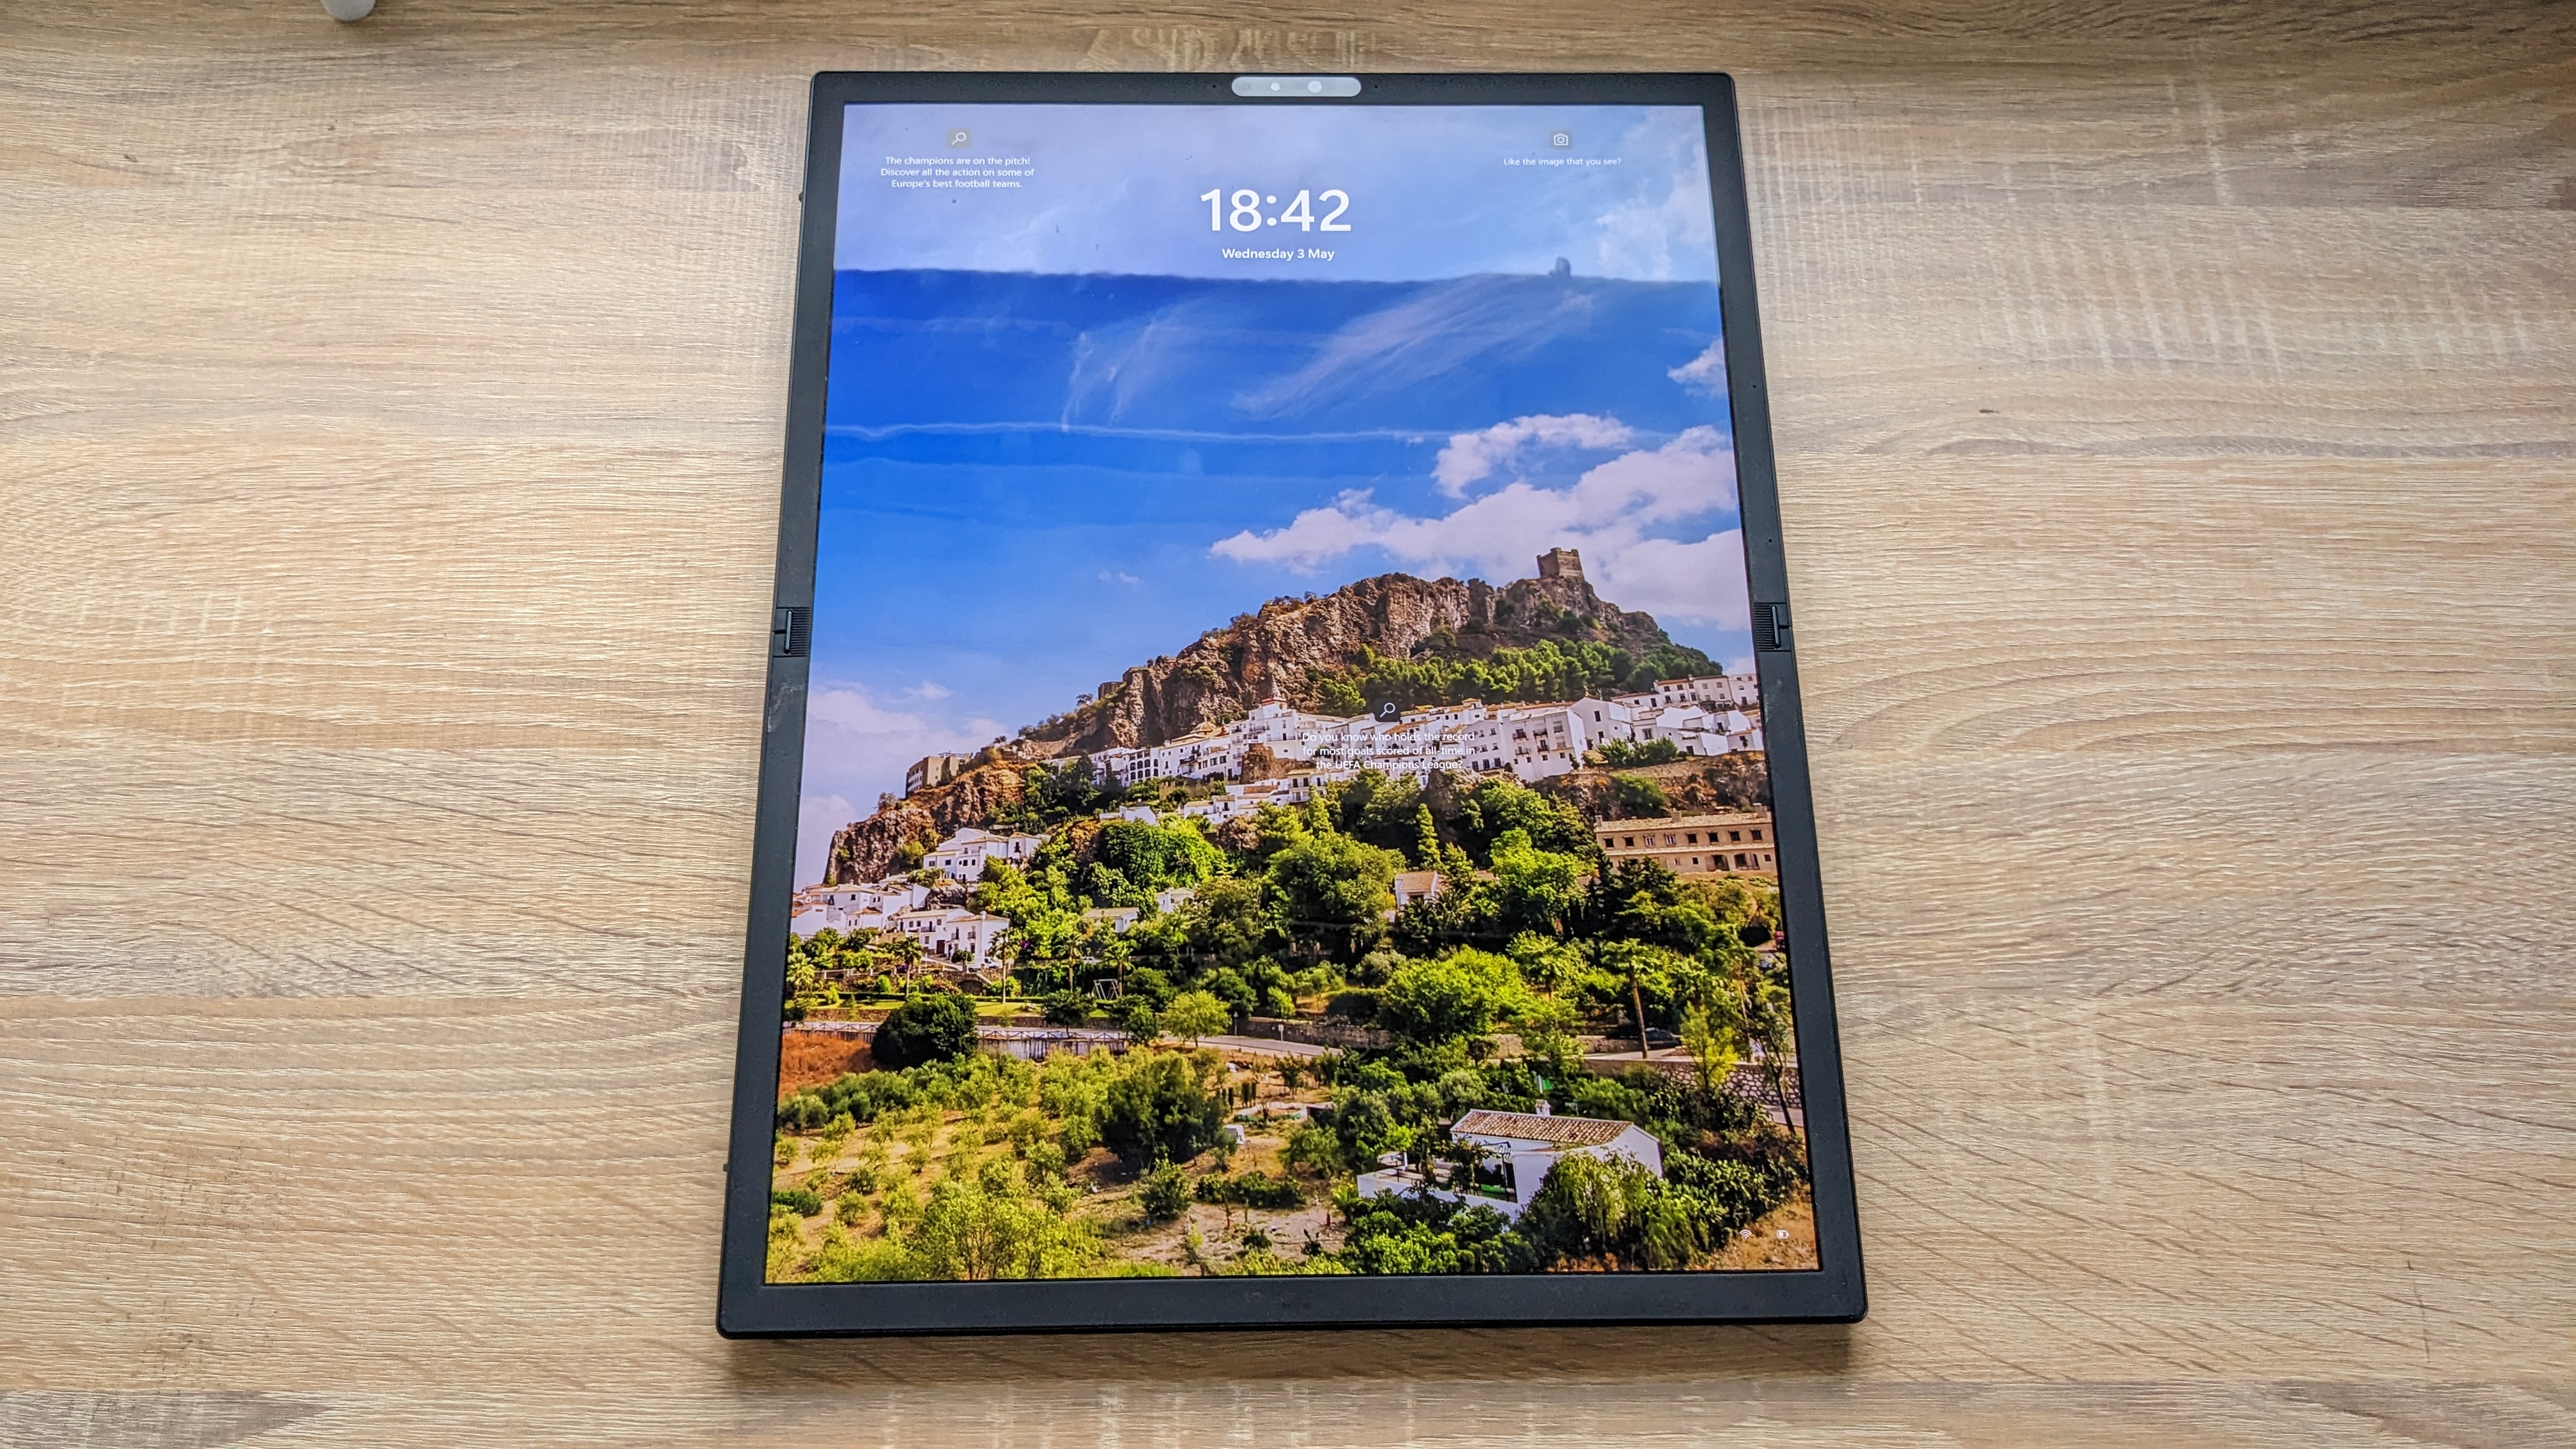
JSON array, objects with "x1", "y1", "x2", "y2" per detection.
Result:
[
  {"x1": 1333, "y1": 1194, "x2": 1524, "y2": 1275},
  {"x1": 1137, "y1": 1160, "x2": 1190, "y2": 1222},
  {"x1": 1664, "y1": 1149, "x2": 1784, "y2": 1232},
  {"x1": 1110, "y1": 995, "x2": 1161, "y2": 1043},
  {"x1": 1194, "y1": 1170, "x2": 1305, "y2": 1209},
  {"x1": 1611, "y1": 774, "x2": 1671, "y2": 815},
  {"x1": 1322, "y1": 988, "x2": 1383, "y2": 1023},
  {"x1": 1307, "y1": 640, "x2": 1715, "y2": 720},
  {"x1": 1158, "y1": 989, "x2": 1232, "y2": 1045},
  {"x1": 1099, "y1": 1052, "x2": 1224, "y2": 1165},
  {"x1": 1379, "y1": 949, "x2": 1522, "y2": 1046},
  {"x1": 1595, "y1": 738, "x2": 1685, "y2": 769},
  {"x1": 1199, "y1": 967, "x2": 1257, "y2": 1016},
  {"x1": 770, "y1": 1187, "x2": 824, "y2": 1217},
  {"x1": 871, "y1": 993, "x2": 978, "y2": 1069},
  {"x1": 1282, "y1": 1119, "x2": 1344, "y2": 1176},
  {"x1": 1510, "y1": 1145, "x2": 1791, "y2": 1273}
]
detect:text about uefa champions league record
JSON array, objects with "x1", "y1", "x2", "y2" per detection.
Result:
[{"x1": 882, "y1": 155, "x2": 1036, "y2": 189}]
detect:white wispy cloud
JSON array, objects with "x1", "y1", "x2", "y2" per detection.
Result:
[
  {"x1": 1590, "y1": 114, "x2": 1721, "y2": 282},
  {"x1": 1432, "y1": 413, "x2": 1634, "y2": 496},
  {"x1": 1210, "y1": 420, "x2": 1749, "y2": 636},
  {"x1": 1667, "y1": 339, "x2": 1728, "y2": 396},
  {"x1": 902, "y1": 680, "x2": 954, "y2": 700},
  {"x1": 1591, "y1": 172, "x2": 1708, "y2": 282},
  {"x1": 1228, "y1": 275, "x2": 1609, "y2": 421},
  {"x1": 1100, "y1": 570, "x2": 1142, "y2": 586}
]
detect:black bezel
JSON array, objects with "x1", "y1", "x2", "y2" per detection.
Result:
[{"x1": 720, "y1": 70, "x2": 1862, "y2": 1337}]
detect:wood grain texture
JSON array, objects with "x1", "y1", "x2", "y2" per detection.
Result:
[{"x1": 1, "y1": 1, "x2": 2570, "y2": 1443}]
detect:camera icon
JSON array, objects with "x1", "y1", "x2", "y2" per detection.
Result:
[
  {"x1": 946, "y1": 128, "x2": 971, "y2": 150},
  {"x1": 1549, "y1": 130, "x2": 1572, "y2": 148}
]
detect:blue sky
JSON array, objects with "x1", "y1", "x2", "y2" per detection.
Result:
[{"x1": 797, "y1": 105, "x2": 1746, "y2": 884}]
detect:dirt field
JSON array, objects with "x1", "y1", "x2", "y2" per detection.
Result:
[
  {"x1": 769, "y1": 1055, "x2": 1342, "y2": 1279},
  {"x1": 1080, "y1": 1122, "x2": 1342, "y2": 1273},
  {"x1": 1706, "y1": 1191, "x2": 1817, "y2": 1270},
  {"x1": 776, "y1": 1029, "x2": 871, "y2": 1097}
]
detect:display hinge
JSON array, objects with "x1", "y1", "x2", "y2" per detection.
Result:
[
  {"x1": 1752, "y1": 602, "x2": 1792, "y2": 652},
  {"x1": 771, "y1": 606, "x2": 811, "y2": 657}
]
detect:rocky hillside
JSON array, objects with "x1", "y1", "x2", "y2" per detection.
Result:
[
  {"x1": 823, "y1": 761, "x2": 1025, "y2": 885},
  {"x1": 819, "y1": 561, "x2": 1723, "y2": 880},
  {"x1": 1025, "y1": 567, "x2": 1710, "y2": 755}
]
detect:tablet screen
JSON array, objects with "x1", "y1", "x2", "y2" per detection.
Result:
[{"x1": 770, "y1": 101, "x2": 1812, "y2": 1285}]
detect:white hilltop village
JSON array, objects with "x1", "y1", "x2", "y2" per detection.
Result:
[
  {"x1": 794, "y1": 551, "x2": 1772, "y2": 970},
  {"x1": 1082, "y1": 673, "x2": 1761, "y2": 828}
]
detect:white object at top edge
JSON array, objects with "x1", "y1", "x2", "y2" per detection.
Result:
[{"x1": 1230, "y1": 76, "x2": 1363, "y2": 98}]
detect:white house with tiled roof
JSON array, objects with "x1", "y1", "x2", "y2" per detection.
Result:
[
  {"x1": 924, "y1": 827, "x2": 1045, "y2": 884},
  {"x1": 1354, "y1": 1105, "x2": 1664, "y2": 1222},
  {"x1": 1390, "y1": 869, "x2": 1445, "y2": 908},
  {"x1": 887, "y1": 907, "x2": 1009, "y2": 964}
]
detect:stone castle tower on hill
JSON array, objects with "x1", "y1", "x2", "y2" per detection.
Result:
[{"x1": 1536, "y1": 547, "x2": 1583, "y2": 581}]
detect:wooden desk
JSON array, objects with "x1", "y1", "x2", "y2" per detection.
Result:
[{"x1": 4, "y1": 3, "x2": 2568, "y2": 1442}]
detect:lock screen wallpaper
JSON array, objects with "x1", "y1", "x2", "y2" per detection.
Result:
[{"x1": 767, "y1": 102, "x2": 1813, "y2": 1283}]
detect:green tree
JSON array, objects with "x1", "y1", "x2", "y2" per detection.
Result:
[
  {"x1": 1332, "y1": 1196, "x2": 1524, "y2": 1275},
  {"x1": 1100, "y1": 1052, "x2": 1225, "y2": 1165},
  {"x1": 1744, "y1": 969, "x2": 1798, "y2": 1124},
  {"x1": 871, "y1": 993, "x2": 978, "y2": 1069},
  {"x1": 1388, "y1": 875, "x2": 1501, "y2": 957},
  {"x1": 1611, "y1": 774, "x2": 1671, "y2": 816},
  {"x1": 1677, "y1": 999, "x2": 1743, "y2": 1093},
  {"x1": 1513, "y1": 993, "x2": 1585, "y2": 1078},
  {"x1": 1095, "y1": 818, "x2": 1224, "y2": 892},
  {"x1": 1379, "y1": 949, "x2": 1525, "y2": 1048},
  {"x1": 1160, "y1": 989, "x2": 1232, "y2": 1045},
  {"x1": 783, "y1": 949, "x2": 820, "y2": 1022},
  {"x1": 1330, "y1": 770, "x2": 1429, "y2": 858},
  {"x1": 881, "y1": 930, "x2": 927, "y2": 985},
  {"x1": 1517, "y1": 1151, "x2": 1661, "y2": 1270},
  {"x1": 1137, "y1": 1159, "x2": 1190, "y2": 1222},
  {"x1": 1138, "y1": 875, "x2": 1270, "y2": 976},
  {"x1": 1004, "y1": 756, "x2": 1111, "y2": 831},
  {"x1": 1301, "y1": 638, "x2": 1719, "y2": 716},
  {"x1": 1487, "y1": 828, "x2": 1587, "y2": 938},
  {"x1": 1505, "y1": 931, "x2": 1582, "y2": 997},
  {"x1": 1594, "y1": 737, "x2": 1683, "y2": 768},
  {"x1": 1595, "y1": 939, "x2": 1689, "y2": 1061},
  {"x1": 1110, "y1": 994, "x2": 1162, "y2": 1045},
  {"x1": 1575, "y1": 858, "x2": 1724, "y2": 956},
  {"x1": 903, "y1": 1160, "x2": 1099, "y2": 1279},
  {"x1": 1454, "y1": 776, "x2": 1595, "y2": 862},
  {"x1": 1411, "y1": 803, "x2": 1444, "y2": 869},
  {"x1": 1264, "y1": 829, "x2": 1404, "y2": 961},
  {"x1": 1038, "y1": 990, "x2": 1094, "y2": 1027},
  {"x1": 1282, "y1": 1120, "x2": 1344, "y2": 1176}
]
